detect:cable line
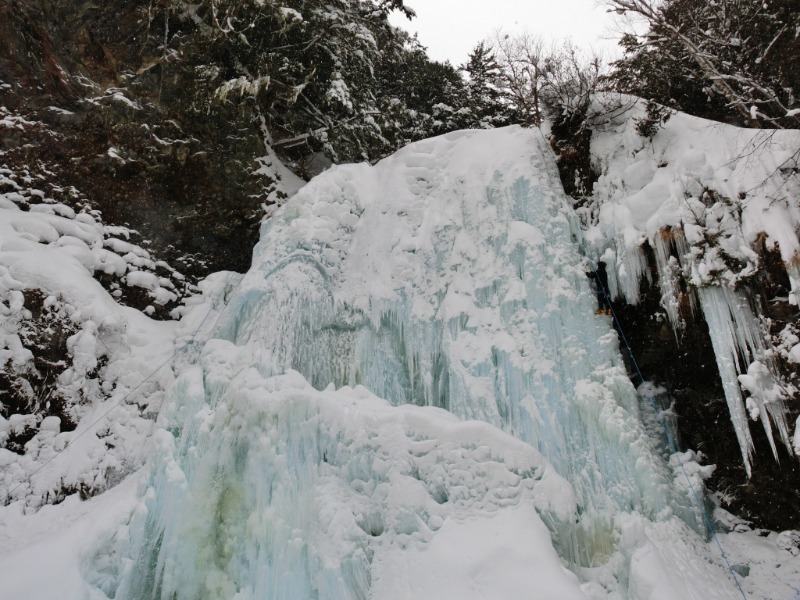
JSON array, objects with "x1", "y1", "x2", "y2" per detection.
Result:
[
  {"x1": 590, "y1": 263, "x2": 748, "y2": 600},
  {"x1": 531, "y1": 121, "x2": 748, "y2": 597}
]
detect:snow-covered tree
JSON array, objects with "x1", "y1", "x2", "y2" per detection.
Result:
[
  {"x1": 142, "y1": 0, "x2": 479, "y2": 166},
  {"x1": 461, "y1": 42, "x2": 513, "y2": 128},
  {"x1": 607, "y1": 0, "x2": 800, "y2": 128}
]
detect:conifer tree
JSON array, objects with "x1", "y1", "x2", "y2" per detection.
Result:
[
  {"x1": 146, "y1": 0, "x2": 482, "y2": 167},
  {"x1": 462, "y1": 42, "x2": 512, "y2": 128}
]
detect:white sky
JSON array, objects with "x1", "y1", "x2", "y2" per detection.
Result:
[{"x1": 388, "y1": 0, "x2": 624, "y2": 66}]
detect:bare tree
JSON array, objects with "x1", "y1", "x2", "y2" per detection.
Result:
[
  {"x1": 538, "y1": 41, "x2": 605, "y2": 126},
  {"x1": 489, "y1": 32, "x2": 608, "y2": 130},
  {"x1": 490, "y1": 32, "x2": 548, "y2": 127}
]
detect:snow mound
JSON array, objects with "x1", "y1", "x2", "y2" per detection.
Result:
[
  {"x1": 111, "y1": 355, "x2": 585, "y2": 600},
  {"x1": 0, "y1": 157, "x2": 179, "y2": 507}
]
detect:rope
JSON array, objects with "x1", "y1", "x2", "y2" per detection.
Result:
[
  {"x1": 591, "y1": 264, "x2": 749, "y2": 599},
  {"x1": 1, "y1": 271, "x2": 242, "y2": 506}
]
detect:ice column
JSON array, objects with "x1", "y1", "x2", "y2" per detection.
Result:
[{"x1": 697, "y1": 285, "x2": 791, "y2": 475}]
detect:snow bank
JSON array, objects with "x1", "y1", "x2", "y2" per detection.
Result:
[
  {"x1": 587, "y1": 97, "x2": 800, "y2": 299},
  {"x1": 0, "y1": 163, "x2": 178, "y2": 507}
]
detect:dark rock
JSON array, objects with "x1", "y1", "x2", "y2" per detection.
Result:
[{"x1": 609, "y1": 246, "x2": 800, "y2": 532}]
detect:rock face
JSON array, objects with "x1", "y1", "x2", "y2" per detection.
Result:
[
  {"x1": 608, "y1": 251, "x2": 800, "y2": 532},
  {"x1": 1, "y1": 0, "x2": 289, "y2": 278},
  {"x1": 549, "y1": 98, "x2": 800, "y2": 532}
]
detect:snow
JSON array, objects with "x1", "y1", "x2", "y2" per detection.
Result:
[
  {"x1": 0, "y1": 166, "x2": 180, "y2": 510},
  {"x1": 326, "y1": 74, "x2": 354, "y2": 111},
  {"x1": 214, "y1": 75, "x2": 271, "y2": 102},
  {"x1": 1, "y1": 121, "x2": 798, "y2": 599},
  {"x1": 587, "y1": 95, "x2": 800, "y2": 294},
  {"x1": 279, "y1": 7, "x2": 303, "y2": 21},
  {"x1": 115, "y1": 364, "x2": 589, "y2": 600},
  {"x1": 0, "y1": 472, "x2": 145, "y2": 600},
  {"x1": 370, "y1": 504, "x2": 587, "y2": 599},
  {"x1": 585, "y1": 95, "x2": 800, "y2": 472},
  {"x1": 126, "y1": 270, "x2": 178, "y2": 305}
]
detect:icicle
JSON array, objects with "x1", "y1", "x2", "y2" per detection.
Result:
[
  {"x1": 738, "y1": 360, "x2": 793, "y2": 459},
  {"x1": 652, "y1": 230, "x2": 684, "y2": 333},
  {"x1": 786, "y1": 260, "x2": 800, "y2": 306},
  {"x1": 696, "y1": 286, "x2": 757, "y2": 473},
  {"x1": 697, "y1": 285, "x2": 792, "y2": 474},
  {"x1": 610, "y1": 240, "x2": 650, "y2": 305}
]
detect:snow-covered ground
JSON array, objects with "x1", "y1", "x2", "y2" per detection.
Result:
[
  {"x1": 1, "y1": 118, "x2": 799, "y2": 599},
  {"x1": 0, "y1": 168, "x2": 180, "y2": 509}
]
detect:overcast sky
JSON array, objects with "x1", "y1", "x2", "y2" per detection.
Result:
[{"x1": 388, "y1": 0, "x2": 624, "y2": 66}]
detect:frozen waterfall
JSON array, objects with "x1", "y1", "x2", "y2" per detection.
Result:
[{"x1": 106, "y1": 127, "x2": 743, "y2": 599}]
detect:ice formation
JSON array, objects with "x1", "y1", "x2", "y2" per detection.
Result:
[
  {"x1": 97, "y1": 127, "x2": 745, "y2": 599},
  {"x1": 586, "y1": 96, "x2": 800, "y2": 473}
]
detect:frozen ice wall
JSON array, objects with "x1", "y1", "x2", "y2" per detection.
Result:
[{"x1": 112, "y1": 127, "x2": 740, "y2": 599}]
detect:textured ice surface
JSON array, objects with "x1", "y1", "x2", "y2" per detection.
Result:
[
  {"x1": 109, "y1": 127, "x2": 742, "y2": 599},
  {"x1": 113, "y1": 362, "x2": 584, "y2": 600}
]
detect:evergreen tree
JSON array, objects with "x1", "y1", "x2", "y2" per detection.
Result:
[
  {"x1": 144, "y1": 0, "x2": 482, "y2": 167},
  {"x1": 462, "y1": 42, "x2": 513, "y2": 128},
  {"x1": 612, "y1": 31, "x2": 729, "y2": 123},
  {"x1": 374, "y1": 43, "x2": 479, "y2": 145}
]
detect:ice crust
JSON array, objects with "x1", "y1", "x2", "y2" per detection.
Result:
[{"x1": 113, "y1": 127, "x2": 740, "y2": 599}]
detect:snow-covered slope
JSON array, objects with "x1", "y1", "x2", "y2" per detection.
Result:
[
  {"x1": 2, "y1": 125, "x2": 799, "y2": 599},
  {"x1": 0, "y1": 170, "x2": 181, "y2": 508}
]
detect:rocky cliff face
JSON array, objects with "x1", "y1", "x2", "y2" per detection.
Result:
[
  {"x1": 608, "y1": 250, "x2": 800, "y2": 532},
  {"x1": 1, "y1": 0, "x2": 295, "y2": 280},
  {"x1": 551, "y1": 97, "x2": 800, "y2": 532}
]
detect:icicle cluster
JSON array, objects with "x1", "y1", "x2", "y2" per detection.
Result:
[{"x1": 587, "y1": 96, "x2": 800, "y2": 474}]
